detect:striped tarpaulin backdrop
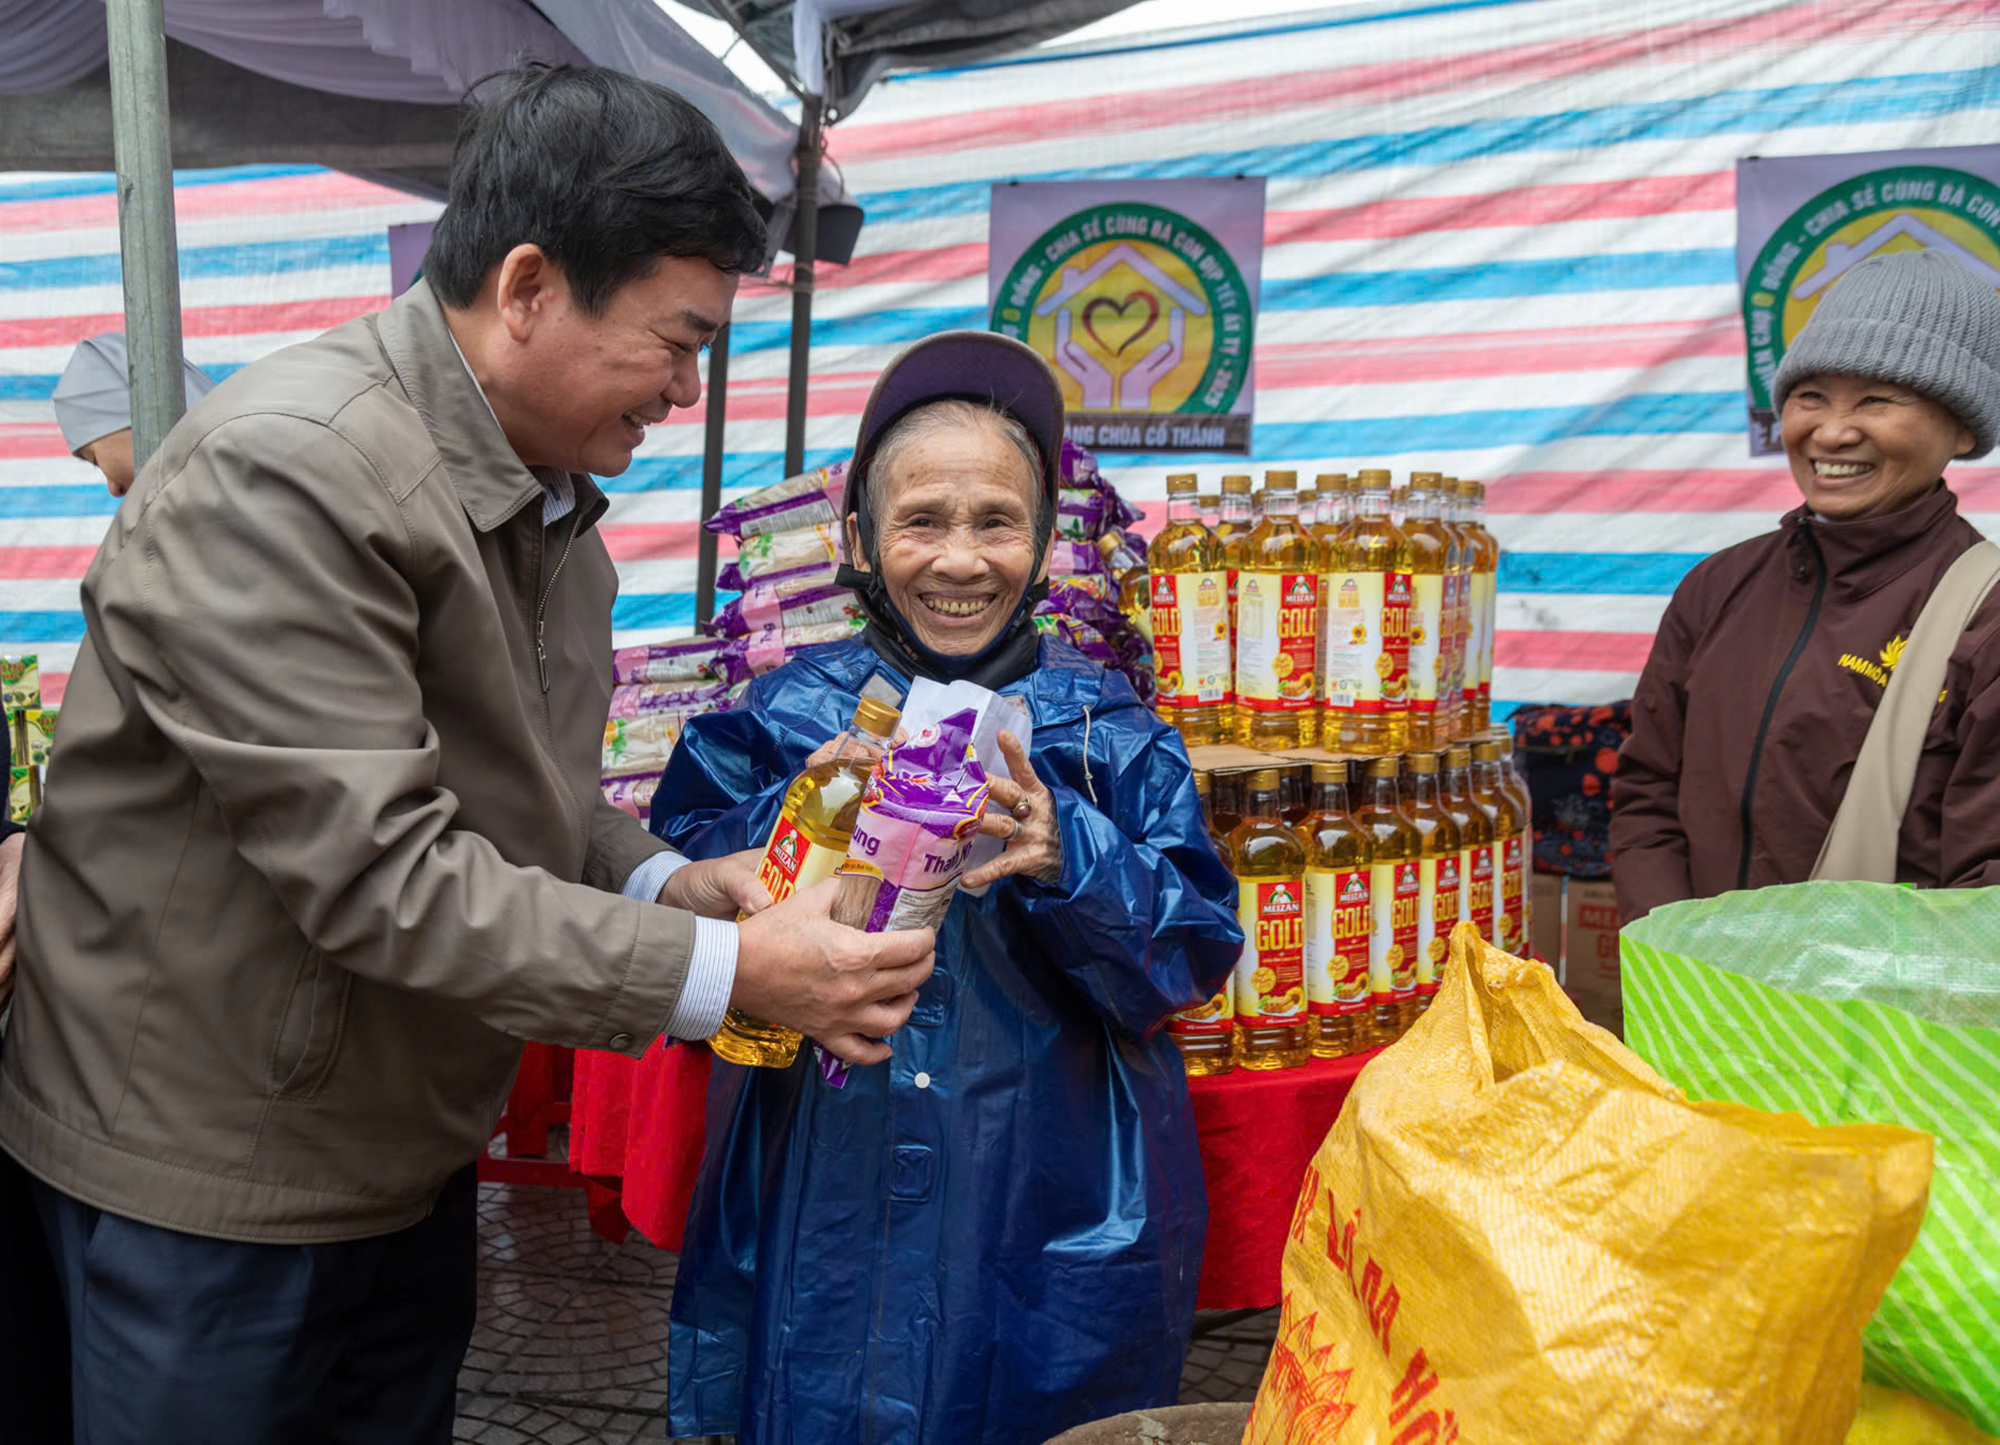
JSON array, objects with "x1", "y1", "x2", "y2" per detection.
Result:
[{"x1": 5, "y1": 0, "x2": 1999, "y2": 710}]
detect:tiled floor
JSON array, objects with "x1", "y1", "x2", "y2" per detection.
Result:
[{"x1": 457, "y1": 1177, "x2": 1278, "y2": 1443}]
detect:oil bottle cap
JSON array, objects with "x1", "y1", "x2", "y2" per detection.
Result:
[
  {"x1": 1095, "y1": 533, "x2": 1123, "y2": 561},
  {"x1": 1310, "y1": 760, "x2": 1347, "y2": 785},
  {"x1": 1200, "y1": 492, "x2": 1220, "y2": 506},
  {"x1": 1193, "y1": 771, "x2": 1212, "y2": 797},
  {"x1": 1368, "y1": 756, "x2": 1400, "y2": 778},
  {"x1": 1264, "y1": 470, "x2": 1298, "y2": 489},
  {"x1": 1221, "y1": 474, "x2": 1253, "y2": 493},
  {"x1": 852, "y1": 697, "x2": 902, "y2": 737},
  {"x1": 1407, "y1": 749, "x2": 1441, "y2": 773},
  {"x1": 1446, "y1": 744, "x2": 1472, "y2": 767},
  {"x1": 1248, "y1": 766, "x2": 1283, "y2": 790},
  {"x1": 1471, "y1": 740, "x2": 1502, "y2": 762},
  {"x1": 1166, "y1": 472, "x2": 1199, "y2": 492},
  {"x1": 1458, "y1": 477, "x2": 1478, "y2": 496},
  {"x1": 1357, "y1": 468, "x2": 1391, "y2": 485},
  {"x1": 1315, "y1": 473, "x2": 1347, "y2": 490},
  {"x1": 1410, "y1": 471, "x2": 1441, "y2": 490}
]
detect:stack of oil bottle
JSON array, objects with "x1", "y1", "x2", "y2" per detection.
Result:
[{"x1": 1091, "y1": 464, "x2": 1528, "y2": 1074}]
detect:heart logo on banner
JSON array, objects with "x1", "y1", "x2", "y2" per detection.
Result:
[{"x1": 1081, "y1": 290, "x2": 1163, "y2": 356}]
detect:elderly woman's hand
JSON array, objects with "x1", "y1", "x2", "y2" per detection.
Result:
[
  {"x1": 803, "y1": 725, "x2": 905, "y2": 773},
  {"x1": 963, "y1": 731, "x2": 1063, "y2": 889}
]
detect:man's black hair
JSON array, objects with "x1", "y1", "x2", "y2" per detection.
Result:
[{"x1": 423, "y1": 64, "x2": 769, "y2": 316}]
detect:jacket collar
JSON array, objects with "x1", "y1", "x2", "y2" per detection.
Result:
[
  {"x1": 1782, "y1": 481, "x2": 1963, "y2": 598},
  {"x1": 374, "y1": 280, "x2": 607, "y2": 535}
]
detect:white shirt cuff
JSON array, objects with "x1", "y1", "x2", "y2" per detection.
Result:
[
  {"x1": 621, "y1": 848, "x2": 688, "y2": 902},
  {"x1": 665, "y1": 915, "x2": 739, "y2": 1041}
]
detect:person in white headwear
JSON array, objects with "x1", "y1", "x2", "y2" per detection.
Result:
[{"x1": 50, "y1": 332, "x2": 214, "y2": 497}]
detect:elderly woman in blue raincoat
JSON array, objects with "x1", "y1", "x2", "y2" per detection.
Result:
[{"x1": 654, "y1": 331, "x2": 1243, "y2": 1445}]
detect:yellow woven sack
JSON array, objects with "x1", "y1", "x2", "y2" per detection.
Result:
[
  {"x1": 1243, "y1": 924, "x2": 1934, "y2": 1445},
  {"x1": 1849, "y1": 1384, "x2": 1997, "y2": 1445}
]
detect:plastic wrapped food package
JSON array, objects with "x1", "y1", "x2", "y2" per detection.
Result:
[
  {"x1": 705, "y1": 582, "x2": 868, "y2": 640},
  {"x1": 601, "y1": 770, "x2": 662, "y2": 823},
  {"x1": 703, "y1": 461, "x2": 848, "y2": 539},
  {"x1": 717, "y1": 523, "x2": 843, "y2": 591},
  {"x1": 611, "y1": 637, "x2": 730, "y2": 687},
  {"x1": 607, "y1": 680, "x2": 732, "y2": 718}
]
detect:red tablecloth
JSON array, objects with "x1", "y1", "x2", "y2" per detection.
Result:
[{"x1": 569, "y1": 1043, "x2": 1377, "y2": 1310}]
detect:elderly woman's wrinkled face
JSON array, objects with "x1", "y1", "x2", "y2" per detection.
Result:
[
  {"x1": 1781, "y1": 373, "x2": 1975, "y2": 522},
  {"x1": 858, "y1": 415, "x2": 1042, "y2": 656}
]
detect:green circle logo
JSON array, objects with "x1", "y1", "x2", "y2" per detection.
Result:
[
  {"x1": 1744, "y1": 166, "x2": 2000, "y2": 410},
  {"x1": 991, "y1": 202, "x2": 1253, "y2": 416}
]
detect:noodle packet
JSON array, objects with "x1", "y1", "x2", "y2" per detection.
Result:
[
  {"x1": 704, "y1": 582, "x2": 865, "y2": 639},
  {"x1": 718, "y1": 524, "x2": 843, "y2": 591},
  {"x1": 607, "y1": 679, "x2": 732, "y2": 718},
  {"x1": 611, "y1": 637, "x2": 729, "y2": 687},
  {"x1": 600, "y1": 770, "x2": 662, "y2": 823},
  {"x1": 703, "y1": 461, "x2": 848, "y2": 539},
  {"x1": 818, "y1": 708, "x2": 991, "y2": 1087}
]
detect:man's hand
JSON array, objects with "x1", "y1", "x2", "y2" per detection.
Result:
[
  {"x1": 733, "y1": 876, "x2": 935, "y2": 1066},
  {"x1": 0, "y1": 831, "x2": 23, "y2": 1011},
  {"x1": 963, "y1": 731, "x2": 1063, "y2": 889},
  {"x1": 656, "y1": 847, "x2": 771, "y2": 920}
]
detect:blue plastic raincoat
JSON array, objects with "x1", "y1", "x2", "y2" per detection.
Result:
[{"x1": 653, "y1": 635, "x2": 1241, "y2": 1445}]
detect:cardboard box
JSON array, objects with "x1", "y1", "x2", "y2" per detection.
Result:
[
  {"x1": 1530, "y1": 870, "x2": 1563, "y2": 971},
  {"x1": 1563, "y1": 878, "x2": 1623, "y2": 1036},
  {"x1": 0, "y1": 653, "x2": 38, "y2": 713}
]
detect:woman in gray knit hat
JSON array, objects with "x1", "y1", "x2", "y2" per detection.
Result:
[{"x1": 1612, "y1": 247, "x2": 2000, "y2": 922}]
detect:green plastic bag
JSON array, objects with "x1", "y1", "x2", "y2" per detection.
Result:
[{"x1": 1622, "y1": 883, "x2": 2000, "y2": 1436}]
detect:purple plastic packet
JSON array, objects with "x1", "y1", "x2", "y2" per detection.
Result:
[
  {"x1": 703, "y1": 460, "x2": 848, "y2": 538},
  {"x1": 607, "y1": 679, "x2": 732, "y2": 718},
  {"x1": 704, "y1": 582, "x2": 866, "y2": 639},
  {"x1": 817, "y1": 708, "x2": 991, "y2": 1088},
  {"x1": 611, "y1": 637, "x2": 728, "y2": 687}
]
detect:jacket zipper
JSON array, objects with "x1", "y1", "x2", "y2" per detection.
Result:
[
  {"x1": 1736, "y1": 518, "x2": 1827, "y2": 890},
  {"x1": 535, "y1": 509, "x2": 581, "y2": 694}
]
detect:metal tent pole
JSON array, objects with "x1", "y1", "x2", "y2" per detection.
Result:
[
  {"x1": 105, "y1": 0, "x2": 187, "y2": 469},
  {"x1": 781, "y1": 94, "x2": 823, "y2": 478},
  {"x1": 695, "y1": 323, "x2": 731, "y2": 628}
]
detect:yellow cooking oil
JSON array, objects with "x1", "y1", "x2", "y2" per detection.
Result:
[
  {"x1": 1353, "y1": 755, "x2": 1421, "y2": 1048},
  {"x1": 1096, "y1": 531, "x2": 1151, "y2": 647},
  {"x1": 1402, "y1": 474, "x2": 1457, "y2": 752},
  {"x1": 1224, "y1": 768, "x2": 1310, "y2": 1070},
  {"x1": 1401, "y1": 750, "x2": 1461, "y2": 1027},
  {"x1": 1320, "y1": 469, "x2": 1414, "y2": 756},
  {"x1": 1216, "y1": 473, "x2": 1254, "y2": 734},
  {"x1": 1470, "y1": 739, "x2": 1526, "y2": 955},
  {"x1": 1460, "y1": 480, "x2": 1501, "y2": 735},
  {"x1": 1148, "y1": 473, "x2": 1231, "y2": 747},
  {"x1": 1298, "y1": 760, "x2": 1374, "y2": 1059},
  {"x1": 711, "y1": 696, "x2": 903, "y2": 1067},
  {"x1": 1497, "y1": 743, "x2": 1536, "y2": 955},
  {"x1": 1169, "y1": 770, "x2": 1236, "y2": 1076},
  {"x1": 1441, "y1": 744, "x2": 1496, "y2": 950},
  {"x1": 1437, "y1": 477, "x2": 1471, "y2": 741},
  {"x1": 1233, "y1": 471, "x2": 1320, "y2": 750}
]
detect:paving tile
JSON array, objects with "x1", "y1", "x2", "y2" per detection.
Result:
[
  {"x1": 479, "y1": 1181, "x2": 630, "y2": 1280},
  {"x1": 479, "y1": 1277, "x2": 676, "y2": 1416},
  {"x1": 454, "y1": 1390, "x2": 660, "y2": 1443},
  {"x1": 1179, "y1": 1309, "x2": 1278, "y2": 1404}
]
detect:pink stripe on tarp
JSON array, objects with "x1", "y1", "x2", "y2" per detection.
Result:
[
  {"x1": 1489, "y1": 468, "x2": 2000, "y2": 513},
  {"x1": 0, "y1": 297, "x2": 387, "y2": 351},
  {"x1": 0, "y1": 424, "x2": 71, "y2": 460},
  {"x1": 827, "y1": 0, "x2": 1993, "y2": 163},
  {"x1": 0, "y1": 547, "x2": 99, "y2": 580},
  {"x1": 39, "y1": 671, "x2": 67, "y2": 706},
  {"x1": 0, "y1": 171, "x2": 418, "y2": 234},
  {"x1": 598, "y1": 525, "x2": 703, "y2": 563},
  {"x1": 1495, "y1": 629, "x2": 1655, "y2": 671}
]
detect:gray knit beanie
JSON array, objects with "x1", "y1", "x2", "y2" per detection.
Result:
[{"x1": 1772, "y1": 247, "x2": 2000, "y2": 459}]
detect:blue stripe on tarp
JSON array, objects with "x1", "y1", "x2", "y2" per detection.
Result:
[
  {"x1": 855, "y1": 66, "x2": 2000, "y2": 226},
  {"x1": 0, "y1": 234, "x2": 387, "y2": 293},
  {"x1": 0, "y1": 164, "x2": 322, "y2": 206},
  {"x1": 611, "y1": 594, "x2": 699, "y2": 631},
  {"x1": 1500, "y1": 552, "x2": 1702, "y2": 595},
  {"x1": 0, "y1": 362, "x2": 243, "y2": 405},
  {"x1": 0, "y1": 612, "x2": 86, "y2": 644},
  {"x1": 0, "y1": 487, "x2": 122, "y2": 519}
]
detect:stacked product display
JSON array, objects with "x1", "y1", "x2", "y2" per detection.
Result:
[
  {"x1": 4, "y1": 654, "x2": 53, "y2": 823},
  {"x1": 597, "y1": 443, "x2": 1153, "y2": 825}
]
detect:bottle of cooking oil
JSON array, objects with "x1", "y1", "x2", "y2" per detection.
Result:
[
  {"x1": 1440, "y1": 744, "x2": 1495, "y2": 950},
  {"x1": 1353, "y1": 755, "x2": 1420, "y2": 1047},
  {"x1": 1224, "y1": 768, "x2": 1309, "y2": 1069},
  {"x1": 1199, "y1": 492, "x2": 1222, "y2": 532},
  {"x1": 1310, "y1": 474, "x2": 1349, "y2": 546},
  {"x1": 1401, "y1": 750, "x2": 1461, "y2": 1025},
  {"x1": 1096, "y1": 532, "x2": 1151, "y2": 644},
  {"x1": 1169, "y1": 770, "x2": 1235, "y2": 1076},
  {"x1": 712, "y1": 696, "x2": 903, "y2": 1067},
  {"x1": 1148, "y1": 473, "x2": 1230, "y2": 746},
  {"x1": 1402, "y1": 474, "x2": 1457, "y2": 752},
  {"x1": 1208, "y1": 769, "x2": 1246, "y2": 840},
  {"x1": 1436, "y1": 477, "x2": 1470, "y2": 741},
  {"x1": 1497, "y1": 744, "x2": 1536, "y2": 955},
  {"x1": 1320, "y1": 469, "x2": 1414, "y2": 756},
  {"x1": 1389, "y1": 482, "x2": 1410, "y2": 527},
  {"x1": 1298, "y1": 761, "x2": 1374, "y2": 1059},
  {"x1": 1216, "y1": 474, "x2": 1254, "y2": 734},
  {"x1": 1471, "y1": 739, "x2": 1525, "y2": 954},
  {"x1": 1233, "y1": 471, "x2": 1320, "y2": 750},
  {"x1": 1460, "y1": 480, "x2": 1500, "y2": 734},
  {"x1": 1280, "y1": 762, "x2": 1314, "y2": 829}
]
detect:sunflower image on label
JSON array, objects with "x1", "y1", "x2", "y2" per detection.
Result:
[
  {"x1": 1237, "y1": 572, "x2": 1319, "y2": 711},
  {"x1": 1416, "y1": 853, "x2": 1461, "y2": 995},
  {"x1": 1320, "y1": 571, "x2": 1412, "y2": 714},
  {"x1": 1303, "y1": 866, "x2": 1372, "y2": 1017},
  {"x1": 1170, "y1": 986, "x2": 1234, "y2": 1037},
  {"x1": 1235, "y1": 878, "x2": 1306, "y2": 1025},
  {"x1": 1406, "y1": 572, "x2": 1445, "y2": 714},
  {"x1": 1368, "y1": 858, "x2": 1420, "y2": 1008},
  {"x1": 1463, "y1": 844, "x2": 1496, "y2": 943},
  {"x1": 1151, "y1": 570, "x2": 1231, "y2": 707}
]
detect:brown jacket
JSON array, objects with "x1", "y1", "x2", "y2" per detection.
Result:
[
  {"x1": 1612, "y1": 483, "x2": 2000, "y2": 924},
  {"x1": 0, "y1": 282, "x2": 693, "y2": 1242}
]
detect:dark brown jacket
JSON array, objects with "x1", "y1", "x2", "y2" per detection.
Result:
[
  {"x1": 1612, "y1": 483, "x2": 2000, "y2": 924},
  {"x1": 0, "y1": 282, "x2": 693, "y2": 1242}
]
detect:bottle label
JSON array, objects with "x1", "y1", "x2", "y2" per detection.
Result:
[
  {"x1": 1303, "y1": 865, "x2": 1371, "y2": 1018},
  {"x1": 1464, "y1": 844, "x2": 1496, "y2": 943},
  {"x1": 1441, "y1": 568, "x2": 1462, "y2": 701},
  {"x1": 1152, "y1": 570, "x2": 1231, "y2": 708},
  {"x1": 1170, "y1": 986, "x2": 1234, "y2": 1038},
  {"x1": 1417, "y1": 852, "x2": 1461, "y2": 994},
  {"x1": 757, "y1": 814, "x2": 846, "y2": 906},
  {"x1": 1471, "y1": 570, "x2": 1497, "y2": 694},
  {"x1": 1504, "y1": 832, "x2": 1529, "y2": 954},
  {"x1": 1408, "y1": 573, "x2": 1446, "y2": 712},
  {"x1": 1235, "y1": 877, "x2": 1306, "y2": 1026},
  {"x1": 1494, "y1": 834, "x2": 1521, "y2": 952},
  {"x1": 1320, "y1": 571, "x2": 1410, "y2": 715},
  {"x1": 1236, "y1": 571, "x2": 1318, "y2": 713},
  {"x1": 1368, "y1": 859, "x2": 1420, "y2": 1005}
]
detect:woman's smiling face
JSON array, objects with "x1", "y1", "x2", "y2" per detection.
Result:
[
  {"x1": 854, "y1": 411, "x2": 1044, "y2": 656},
  {"x1": 1781, "y1": 371, "x2": 1976, "y2": 521}
]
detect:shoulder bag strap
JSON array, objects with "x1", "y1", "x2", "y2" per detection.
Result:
[{"x1": 1812, "y1": 539, "x2": 2000, "y2": 882}]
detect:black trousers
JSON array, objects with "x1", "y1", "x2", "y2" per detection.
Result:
[
  {"x1": 0, "y1": 1149, "x2": 72, "y2": 1444},
  {"x1": 31, "y1": 1163, "x2": 478, "y2": 1445}
]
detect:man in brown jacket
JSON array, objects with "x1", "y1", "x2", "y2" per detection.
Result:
[{"x1": 0, "y1": 66, "x2": 933, "y2": 1444}]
